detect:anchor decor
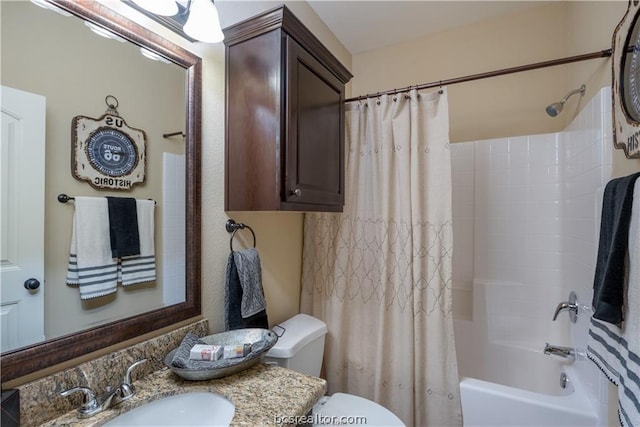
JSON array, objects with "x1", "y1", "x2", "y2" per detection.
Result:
[{"x1": 71, "y1": 95, "x2": 147, "y2": 190}]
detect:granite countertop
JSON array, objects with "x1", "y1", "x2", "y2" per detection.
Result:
[{"x1": 43, "y1": 363, "x2": 326, "y2": 426}]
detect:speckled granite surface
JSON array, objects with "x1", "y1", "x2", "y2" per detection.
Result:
[
  {"x1": 18, "y1": 320, "x2": 209, "y2": 426},
  {"x1": 17, "y1": 320, "x2": 326, "y2": 427},
  {"x1": 43, "y1": 364, "x2": 326, "y2": 427}
]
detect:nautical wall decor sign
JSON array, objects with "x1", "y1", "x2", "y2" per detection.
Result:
[
  {"x1": 71, "y1": 95, "x2": 147, "y2": 189},
  {"x1": 612, "y1": 0, "x2": 640, "y2": 159}
]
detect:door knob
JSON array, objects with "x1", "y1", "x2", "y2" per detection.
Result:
[
  {"x1": 290, "y1": 188, "x2": 302, "y2": 197},
  {"x1": 24, "y1": 278, "x2": 41, "y2": 290}
]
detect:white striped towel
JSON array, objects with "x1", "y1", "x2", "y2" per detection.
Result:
[
  {"x1": 66, "y1": 197, "x2": 118, "y2": 300},
  {"x1": 119, "y1": 199, "x2": 156, "y2": 286},
  {"x1": 587, "y1": 177, "x2": 640, "y2": 427}
]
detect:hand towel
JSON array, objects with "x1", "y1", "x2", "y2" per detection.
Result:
[
  {"x1": 66, "y1": 197, "x2": 118, "y2": 300},
  {"x1": 592, "y1": 172, "x2": 640, "y2": 325},
  {"x1": 119, "y1": 199, "x2": 156, "y2": 286},
  {"x1": 224, "y1": 248, "x2": 268, "y2": 331},
  {"x1": 106, "y1": 196, "x2": 140, "y2": 258},
  {"x1": 234, "y1": 248, "x2": 267, "y2": 318},
  {"x1": 588, "y1": 176, "x2": 640, "y2": 427},
  {"x1": 170, "y1": 332, "x2": 206, "y2": 369}
]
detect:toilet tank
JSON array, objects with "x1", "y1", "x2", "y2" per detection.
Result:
[{"x1": 264, "y1": 314, "x2": 327, "y2": 377}]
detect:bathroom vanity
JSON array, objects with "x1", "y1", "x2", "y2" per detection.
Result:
[
  {"x1": 43, "y1": 364, "x2": 325, "y2": 426},
  {"x1": 16, "y1": 321, "x2": 325, "y2": 426}
]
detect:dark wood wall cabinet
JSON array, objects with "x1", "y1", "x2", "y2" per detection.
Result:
[{"x1": 223, "y1": 6, "x2": 353, "y2": 212}]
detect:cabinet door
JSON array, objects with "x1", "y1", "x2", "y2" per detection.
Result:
[{"x1": 285, "y1": 37, "x2": 344, "y2": 210}]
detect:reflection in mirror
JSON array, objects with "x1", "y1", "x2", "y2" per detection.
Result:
[{"x1": 0, "y1": 0, "x2": 202, "y2": 382}]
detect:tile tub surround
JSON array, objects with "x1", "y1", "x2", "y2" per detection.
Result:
[
  {"x1": 43, "y1": 363, "x2": 327, "y2": 427},
  {"x1": 17, "y1": 320, "x2": 209, "y2": 426}
]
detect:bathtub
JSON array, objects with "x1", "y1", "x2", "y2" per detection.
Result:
[
  {"x1": 460, "y1": 372, "x2": 598, "y2": 427},
  {"x1": 455, "y1": 318, "x2": 599, "y2": 426}
]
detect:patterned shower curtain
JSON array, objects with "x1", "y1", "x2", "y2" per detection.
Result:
[{"x1": 301, "y1": 88, "x2": 462, "y2": 427}]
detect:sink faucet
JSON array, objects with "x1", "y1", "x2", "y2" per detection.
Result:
[
  {"x1": 61, "y1": 359, "x2": 147, "y2": 418},
  {"x1": 118, "y1": 359, "x2": 148, "y2": 401},
  {"x1": 543, "y1": 343, "x2": 576, "y2": 361},
  {"x1": 552, "y1": 291, "x2": 578, "y2": 322}
]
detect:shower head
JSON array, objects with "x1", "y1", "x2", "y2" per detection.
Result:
[{"x1": 545, "y1": 84, "x2": 586, "y2": 117}]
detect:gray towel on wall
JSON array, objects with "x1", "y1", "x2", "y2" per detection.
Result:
[
  {"x1": 224, "y1": 248, "x2": 268, "y2": 331},
  {"x1": 106, "y1": 196, "x2": 140, "y2": 258},
  {"x1": 233, "y1": 248, "x2": 267, "y2": 318},
  {"x1": 592, "y1": 172, "x2": 640, "y2": 325}
]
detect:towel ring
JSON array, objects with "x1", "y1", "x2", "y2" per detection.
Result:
[{"x1": 226, "y1": 219, "x2": 256, "y2": 251}]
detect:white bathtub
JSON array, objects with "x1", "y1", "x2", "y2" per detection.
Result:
[
  {"x1": 460, "y1": 372, "x2": 598, "y2": 427},
  {"x1": 455, "y1": 317, "x2": 599, "y2": 426}
]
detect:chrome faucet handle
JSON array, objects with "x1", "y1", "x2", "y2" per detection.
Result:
[
  {"x1": 60, "y1": 386, "x2": 101, "y2": 418},
  {"x1": 552, "y1": 291, "x2": 578, "y2": 322},
  {"x1": 119, "y1": 358, "x2": 148, "y2": 400}
]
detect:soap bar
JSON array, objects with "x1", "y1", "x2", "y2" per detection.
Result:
[
  {"x1": 223, "y1": 344, "x2": 251, "y2": 359},
  {"x1": 189, "y1": 344, "x2": 223, "y2": 361}
]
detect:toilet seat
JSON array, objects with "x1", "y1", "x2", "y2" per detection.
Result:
[{"x1": 313, "y1": 393, "x2": 405, "y2": 427}]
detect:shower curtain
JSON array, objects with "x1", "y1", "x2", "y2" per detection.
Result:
[{"x1": 301, "y1": 88, "x2": 462, "y2": 427}]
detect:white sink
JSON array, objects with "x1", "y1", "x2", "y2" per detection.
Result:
[{"x1": 104, "y1": 392, "x2": 235, "y2": 426}]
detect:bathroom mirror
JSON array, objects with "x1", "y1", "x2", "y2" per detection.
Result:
[{"x1": 0, "y1": 0, "x2": 202, "y2": 382}]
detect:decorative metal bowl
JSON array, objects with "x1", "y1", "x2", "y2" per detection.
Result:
[{"x1": 163, "y1": 329, "x2": 278, "y2": 381}]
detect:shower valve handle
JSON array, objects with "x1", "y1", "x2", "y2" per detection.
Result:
[{"x1": 552, "y1": 291, "x2": 578, "y2": 323}]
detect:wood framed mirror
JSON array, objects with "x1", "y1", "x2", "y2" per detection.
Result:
[{"x1": 0, "y1": 0, "x2": 202, "y2": 383}]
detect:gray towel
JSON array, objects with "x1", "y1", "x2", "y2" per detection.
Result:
[
  {"x1": 233, "y1": 248, "x2": 267, "y2": 318},
  {"x1": 224, "y1": 250, "x2": 269, "y2": 331},
  {"x1": 592, "y1": 172, "x2": 640, "y2": 325},
  {"x1": 106, "y1": 196, "x2": 140, "y2": 258},
  {"x1": 170, "y1": 332, "x2": 205, "y2": 369}
]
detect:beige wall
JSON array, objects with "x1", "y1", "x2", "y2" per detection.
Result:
[
  {"x1": 1, "y1": 0, "x2": 350, "y2": 387},
  {"x1": 348, "y1": 3, "x2": 636, "y2": 425},
  {"x1": 98, "y1": 0, "x2": 352, "y2": 333},
  {"x1": 351, "y1": 1, "x2": 640, "y2": 174},
  {"x1": 565, "y1": 1, "x2": 640, "y2": 176},
  {"x1": 1, "y1": 2, "x2": 185, "y2": 339}
]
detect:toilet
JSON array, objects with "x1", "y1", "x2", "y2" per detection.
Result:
[{"x1": 265, "y1": 314, "x2": 405, "y2": 426}]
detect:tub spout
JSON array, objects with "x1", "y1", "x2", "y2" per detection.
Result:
[{"x1": 544, "y1": 343, "x2": 576, "y2": 361}]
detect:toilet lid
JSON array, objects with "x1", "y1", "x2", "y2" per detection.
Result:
[{"x1": 313, "y1": 393, "x2": 405, "y2": 427}]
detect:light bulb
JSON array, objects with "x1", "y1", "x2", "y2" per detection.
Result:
[
  {"x1": 30, "y1": 0, "x2": 72, "y2": 16},
  {"x1": 183, "y1": 0, "x2": 224, "y2": 43},
  {"x1": 84, "y1": 21, "x2": 126, "y2": 42},
  {"x1": 140, "y1": 47, "x2": 171, "y2": 64}
]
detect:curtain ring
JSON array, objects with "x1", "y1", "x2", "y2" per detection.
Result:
[{"x1": 376, "y1": 92, "x2": 381, "y2": 105}]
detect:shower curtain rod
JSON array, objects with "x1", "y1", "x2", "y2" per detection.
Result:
[{"x1": 344, "y1": 48, "x2": 612, "y2": 102}]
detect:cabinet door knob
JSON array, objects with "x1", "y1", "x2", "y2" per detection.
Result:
[{"x1": 291, "y1": 188, "x2": 302, "y2": 197}]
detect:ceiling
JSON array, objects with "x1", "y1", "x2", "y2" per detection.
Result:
[{"x1": 306, "y1": 1, "x2": 554, "y2": 55}]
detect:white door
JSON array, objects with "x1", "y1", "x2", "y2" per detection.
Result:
[{"x1": 1, "y1": 86, "x2": 46, "y2": 352}]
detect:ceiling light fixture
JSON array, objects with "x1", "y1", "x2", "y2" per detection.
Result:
[
  {"x1": 129, "y1": 0, "x2": 224, "y2": 44},
  {"x1": 183, "y1": 0, "x2": 224, "y2": 43}
]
